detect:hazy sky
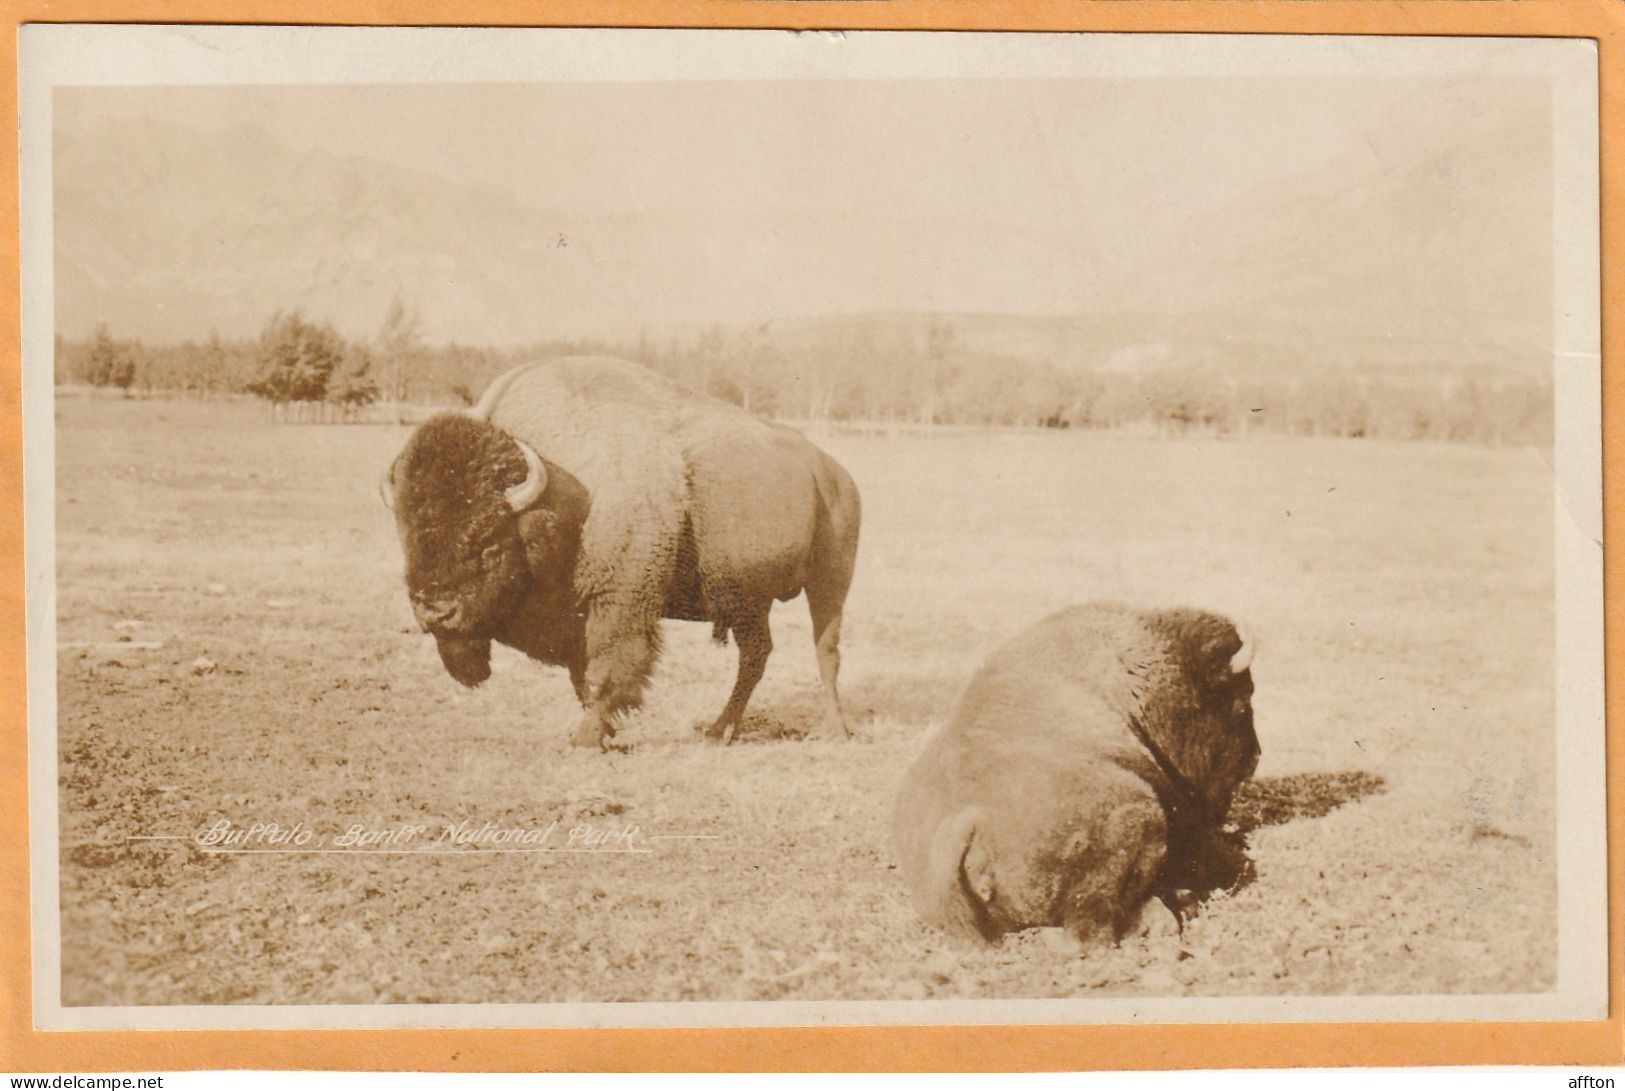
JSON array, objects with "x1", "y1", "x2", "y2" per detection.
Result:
[{"x1": 64, "y1": 76, "x2": 1458, "y2": 234}]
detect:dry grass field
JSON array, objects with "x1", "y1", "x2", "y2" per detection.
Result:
[{"x1": 52, "y1": 395, "x2": 1556, "y2": 1007}]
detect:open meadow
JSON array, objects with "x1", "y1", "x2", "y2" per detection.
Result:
[{"x1": 52, "y1": 394, "x2": 1556, "y2": 1006}]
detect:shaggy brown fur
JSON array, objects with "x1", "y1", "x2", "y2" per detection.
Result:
[
  {"x1": 891, "y1": 603, "x2": 1259, "y2": 947},
  {"x1": 385, "y1": 357, "x2": 861, "y2": 748}
]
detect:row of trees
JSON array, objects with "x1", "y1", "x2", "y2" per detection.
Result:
[
  {"x1": 55, "y1": 301, "x2": 603, "y2": 420},
  {"x1": 54, "y1": 308, "x2": 1553, "y2": 446},
  {"x1": 626, "y1": 322, "x2": 1551, "y2": 445},
  {"x1": 57, "y1": 318, "x2": 367, "y2": 409}
]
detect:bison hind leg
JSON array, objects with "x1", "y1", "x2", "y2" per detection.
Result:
[
  {"x1": 912, "y1": 810, "x2": 1005, "y2": 944},
  {"x1": 804, "y1": 574, "x2": 853, "y2": 740},
  {"x1": 703, "y1": 608, "x2": 772, "y2": 745}
]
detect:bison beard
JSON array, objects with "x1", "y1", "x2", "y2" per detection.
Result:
[
  {"x1": 891, "y1": 602, "x2": 1259, "y2": 950},
  {"x1": 436, "y1": 635, "x2": 493, "y2": 688}
]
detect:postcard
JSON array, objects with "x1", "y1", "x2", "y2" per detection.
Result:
[{"x1": 14, "y1": 23, "x2": 1609, "y2": 1043}]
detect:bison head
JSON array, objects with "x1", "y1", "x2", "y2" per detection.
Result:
[
  {"x1": 1139, "y1": 610, "x2": 1260, "y2": 820},
  {"x1": 382, "y1": 414, "x2": 548, "y2": 687}
]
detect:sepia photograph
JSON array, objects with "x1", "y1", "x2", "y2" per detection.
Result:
[{"x1": 17, "y1": 26, "x2": 1607, "y2": 1032}]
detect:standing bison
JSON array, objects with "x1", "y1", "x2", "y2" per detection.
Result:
[
  {"x1": 892, "y1": 603, "x2": 1259, "y2": 948},
  {"x1": 381, "y1": 357, "x2": 862, "y2": 749}
]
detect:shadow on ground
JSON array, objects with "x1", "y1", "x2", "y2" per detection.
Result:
[
  {"x1": 1160, "y1": 770, "x2": 1388, "y2": 912},
  {"x1": 691, "y1": 708, "x2": 805, "y2": 745},
  {"x1": 709, "y1": 674, "x2": 960, "y2": 745},
  {"x1": 1229, "y1": 770, "x2": 1388, "y2": 833}
]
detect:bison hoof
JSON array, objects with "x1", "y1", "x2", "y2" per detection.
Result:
[
  {"x1": 569, "y1": 718, "x2": 607, "y2": 749},
  {"x1": 701, "y1": 720, "x2": 737, "y2": 746},
  {"x1": 1130, "y1": 898, "x2": 1181, "y2": 941},
  {"x1": 1032, "y1": 927, "x2": 1086, "y2": 957},
  {"x1": 815, "y1": 719, "x2": 855, "y2": 741}
]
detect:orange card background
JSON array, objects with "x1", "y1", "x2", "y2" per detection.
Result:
[{"x1": 0, "y1": 0, "x2": 1620, "y2": 1071}]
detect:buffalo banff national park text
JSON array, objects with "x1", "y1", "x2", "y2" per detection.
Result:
[{"x1": 181, "y1": 819, "x2": 654, "y2": 853}]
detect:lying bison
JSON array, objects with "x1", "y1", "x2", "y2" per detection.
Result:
[
  {"x1": 892, "y1": 603, "x2": 1259, "y2": 948},
  {"x1": 381, "y1": 357, "x2": 861, "y2": 749}
]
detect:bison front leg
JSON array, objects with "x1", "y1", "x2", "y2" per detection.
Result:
[
  {"x1": 574, "y1": 603, "x2": 660, "y2": 750},
  {"x1": 564, "y1": 658, "x2": 604, "y2": 747},
  {"x1": 567, "y1": 658, "x2": 589, "y2": 705},
  {"x1": 1059, "y1": 803, "x2": 1168, "y2": 948},
  {"x1": 704, "y1": 610, "x2": 772, "y2": 745}
]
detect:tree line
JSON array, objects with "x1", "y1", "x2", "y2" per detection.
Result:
[{"x1": 54, "y1": 307, "x2": 1552, "y2": 445}]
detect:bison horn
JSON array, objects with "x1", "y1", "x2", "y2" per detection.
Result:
[
  {"x1": 379, "y1": 470, "x2": 397, "y2": 511},
  {"x1": 504, "y1": 439, "x2": 547, "y2": 511},
  {"x1": 1229, "y1": 623, "x2": 1254, "y2": 674}
]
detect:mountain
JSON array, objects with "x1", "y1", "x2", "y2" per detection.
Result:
[
  {"x1": 51, "y1": 98, "x2": 1556, "y2": 385},
  {"x1": 1102, "y1": 89, "x2": 1553, "y2": 381},
  {"x1": 53, "y1": 118, "x2": 608, "y2": 344}
]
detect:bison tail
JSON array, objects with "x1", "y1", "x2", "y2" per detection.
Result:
[{"x1": 923, "y1": 809, "x2": 1002, "y2": 943}]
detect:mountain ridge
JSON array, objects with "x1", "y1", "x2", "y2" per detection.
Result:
[{"x1": 52, "y1": 106, "x2": 1553, "y2": 382}]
